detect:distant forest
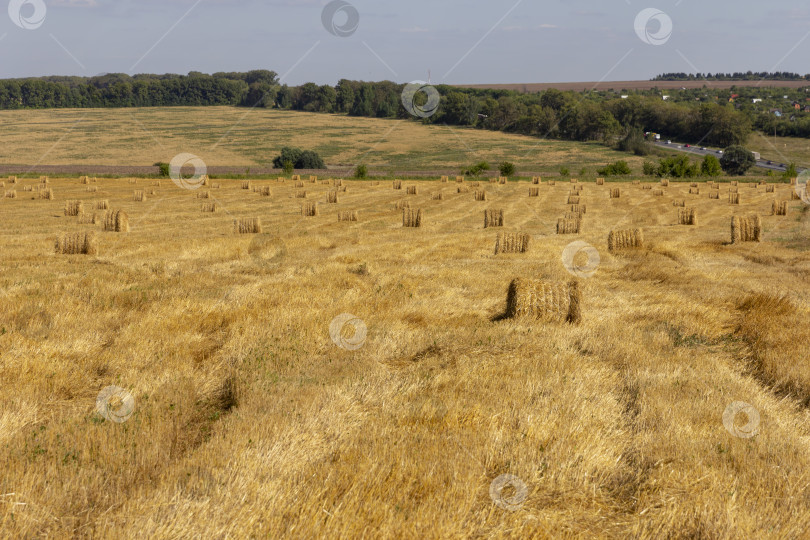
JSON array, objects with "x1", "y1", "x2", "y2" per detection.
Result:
[
  {"x1": 3, "y1": 70, "x2": 810, "y2": 145},
  {"x1": 653, "y1": 72, "x2": 810, "y2": 81}
]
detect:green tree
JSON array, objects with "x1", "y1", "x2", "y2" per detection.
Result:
[
  {"x1": 350, "y1": 85, "x2": 374, "y2": 116},
  {"x1": 658, "y1": 155, "x2": 699, "y2": 178},
  {"x1": 597, "y1": 160, "x2": 632, "y2": 176},
  {"x1": 720, "y1": 146, "x2": 756, "y2": 176},
  {"x1": 272, "y1": 147, "x2": 302, "y2": 169},
  {"x1": 272, "y1": 147, "x2": 326, "y2": 170},
  {"x1": 297, "y1": 150, "x2": 325, "y2": 169},
  {"x1": 642, "y1": 161, "x2": 658, "y2": 176},
  {"x1": 499, "y1": 162, "x2": 516, "y2": 177},
  {"x1": 697, "y1": 104, "x2": 751, "y2": 147},
  {"x1": 440, "y1": 92, "x2": 479, "y2": 126},
  {"x1": 783, "y1": 162, "x2": 798, "y2": 179},
  {"x1": 617, "y1": 128, "x2": 652, "y2": 156},
  {"x1": 701, "y1": 154, "x2": 722, "y2": 177},
  {"x1": 354, "y1": 164, "x2": 368, "y2": 179},
  {"x1": 464, "y1": 161, "x2": 490, "y2": 176}
]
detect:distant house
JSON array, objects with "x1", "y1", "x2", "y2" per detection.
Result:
[
  {"x1": 804, "y1": 105, "x2": 810, "y2": 112},
  {"x1": 793, "y1": 101, "x2": 802, "y2": 110},
  {"x1": 621, "y1": 95, "x2": 629, "y2": 99},
  {"x1": 662, "y1": 95, "x2": 670, "y2": 101},
  {"x1": 771, "y1": 109, "x2": 783, "y2": 117},
  {"x1": 752, "y1": 98, "x2": 763, "y2": 104}
]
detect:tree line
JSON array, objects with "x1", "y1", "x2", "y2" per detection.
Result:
[
  {"x1": 653, "y1": 71, "x2": 810, "y2": 81},
  {"x1": 0, "y1": 70, "x2": 797, "y2": 147}
]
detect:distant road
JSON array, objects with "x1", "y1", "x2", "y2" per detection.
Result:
[
  {"x1": 459, "y1": 80, "x2": 810, "y2": 93},
  {"x1": 651, "y1": 140, "x2": 806, "y2": 173}
]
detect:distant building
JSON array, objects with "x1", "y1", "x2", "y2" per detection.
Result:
[
  {"x1": 621, "y1": 95, "x2": 629, "y2": 99},
  {"x1": 662, "y1": 95, "x2": 670, "y2": 101},
  {"x1": 752, "y1": 98, "x2": 763, "y2": 104}
]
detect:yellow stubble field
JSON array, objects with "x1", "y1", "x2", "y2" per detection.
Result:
[{"x1": 1, "y1": 176, "x2": 810, "y2": 537}]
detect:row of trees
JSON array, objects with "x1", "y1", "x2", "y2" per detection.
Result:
[
  {"x1": 280, "y1": 82, "x2": 752, "y2": 148},
  {"x1": 0, "y1": 71, "x2": 787, "y2": 147},
  {"x1": 654, "y1": 71, "x2": 810, "y2": 81}
]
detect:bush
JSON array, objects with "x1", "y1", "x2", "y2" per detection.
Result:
[
  {"x1": 559, "y1": 167, "x2": 570, "y2": 176},
  {"x1": 499, "y1": 162, "x2": 516, "y2": 177},
  {"x1": 700, "y1": 155, "x2": 722, "y2": 177},
  {"x1": 783, "y1": 162, "x2": 798, "y2": 179},
  {"x1": 282, "y1": 160, "x2": 294, "y2": 175},
  {"x1": 719, "y1": 146, "x2": 756, "y2": 176},
  {"x1": 272, "y1": 147, "x2": 301, "y2": 169},
  {"x1": 642, "y1": 161, "x2": 658, "y2": 176},
  {"x1": 155, "y1": 162, "x2": 170, "y2": 177},
  {"x1": 658, "y1": 154, "x2": 699, "y2": 178},
  {"x1": 617, "y1": 128, "x2": 652, "y2": 156},
  {"x1": 464, "y1": 161, "x2": 490, "y2": 177},
  {"x1": 297, "y1": 150, "x2": 326, "y2": 169},
  {"x1": 597, "y1": 160, "x2": 632, "y2": 176},
  {"x1": 354, "y1": 164, "x2": 368, "y2": 179},
  {"x1": 272, "y1": 147, "x2": 326, "y2": 170}
]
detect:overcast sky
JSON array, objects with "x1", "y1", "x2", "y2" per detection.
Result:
[{"x1": 2, "y1": 0, "x2": 810, "y2": 85}]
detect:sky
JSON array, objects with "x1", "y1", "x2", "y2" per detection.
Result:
[{"x1": 1, "y1": 0, "x2": 810, "y2": 86}]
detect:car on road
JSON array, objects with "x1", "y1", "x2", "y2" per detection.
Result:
[
  {"x1": 767, "y1": 160, "x2": 773, "y2": 165},
  {"x1": 717, "y1": 150, "x2": 723, "y2": 154},
  {"x1": 666, "y1": 140, "x2": 671, "y2": 144},
  {"x1": 685, "y1": 144, "x2": 691, "y2": 148},
  {"x1": 780, "y1": 163, "x2": 785, "y2": 168},
  {"x1": 701, "y1": 147, "x2": 707, "y2": 151}
]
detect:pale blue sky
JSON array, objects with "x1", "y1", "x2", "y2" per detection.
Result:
[{"x1": 2, "y1": 0, "x2": 809, "y2": 85}]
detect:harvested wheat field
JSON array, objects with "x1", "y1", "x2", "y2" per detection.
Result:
[
  {"x1": 0, "y1": 107, "x2": 645, "y2": 174},
  {"x1": 1, "y1": 177, "x2": 810, "y2": 538}
]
